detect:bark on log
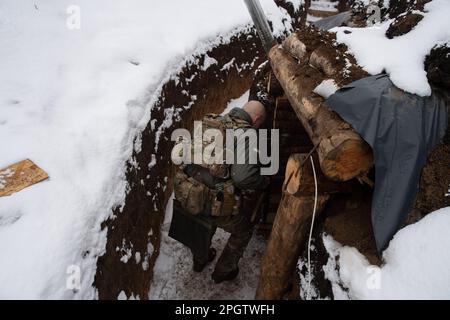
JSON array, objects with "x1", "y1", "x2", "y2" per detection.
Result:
[
  {"x1": 256, "y1": 154, "x2": 330, "y2": 299},
  {"x1": 269, "y1": 46, "x2": 373, "y2": 181}
]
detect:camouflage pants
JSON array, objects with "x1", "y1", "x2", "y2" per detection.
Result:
[{"x1": 194, "y1": 209, "x2": 258, "y2": 275}]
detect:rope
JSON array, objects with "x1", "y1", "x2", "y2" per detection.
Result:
[{"x1": 306, "y1": 155, "x2": 318, "y2": 300}]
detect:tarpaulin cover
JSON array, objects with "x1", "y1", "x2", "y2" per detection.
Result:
[
  {"x1": 325, "y1": 74, "x2": 448, "y2": 252},
  {"x1": 312, "y1": 11, "x2": 352, "y2": 30}
]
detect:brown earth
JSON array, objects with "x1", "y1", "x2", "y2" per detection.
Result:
[{"x1": 265, "y1": 11, "x2": 449, "y2": 299}]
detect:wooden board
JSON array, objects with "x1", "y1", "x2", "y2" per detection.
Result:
[{"x1": 0, "y1": 159, "x2": 49, "y2": 197}]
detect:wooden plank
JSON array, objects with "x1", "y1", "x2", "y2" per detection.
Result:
[{"x1": 0, "y1": 159, "x2": 49, "y2": 197}]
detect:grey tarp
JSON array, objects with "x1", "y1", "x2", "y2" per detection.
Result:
[
  {"x1": 325, "y1": 74, "x2": 448, "y2": 252},
  {"x1": 312, "y1": 11, "x2": 352, "y2": 30}
]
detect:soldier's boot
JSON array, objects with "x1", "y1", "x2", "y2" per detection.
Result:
[
  {"x1": 212, "y1": 230, "x2": 252, "y2": 283},
  {"x1": 193, "y1": 248, "x2": 216, "y2": 273}
]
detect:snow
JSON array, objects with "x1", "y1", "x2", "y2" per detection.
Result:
[
  {"x1": 150, "y1": 92, "x2": 265, "y2": 300},
  {"x1": 324, "y1": 207, "x2": 450, "y2": 300},
  {"x1": 333, "y1": 0, "x2": 450, "y2": 96},
  {"x1": 313, "y1": 79, "x2": 339, "y2": 99},
  {"x1": 0, "y1": 0, "x2": 296, "y2": 299}
]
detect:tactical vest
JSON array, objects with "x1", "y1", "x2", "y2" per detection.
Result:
[{"x1": 173, "y1": 113, "x2": 252, "y2": 217}]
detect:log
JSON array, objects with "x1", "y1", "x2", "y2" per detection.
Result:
[
  {"x1": 0, "y1": 159, "x2": 49, "y2": 197},
  {"x1": 279, "y1": 133, "x2": 313, "y2": 148},
  {"x1": 282, "y1": 33, "x2": 307, "y2": 62},
  {"x1": 284, "y1": 153, "x2": 357, "y2": 196},
  {"x1": 256, "y1": 156, "x2": 330, "y2": 299},
  {"x1": 269, "y1": 46, "x2": 373, "y2": 181}
]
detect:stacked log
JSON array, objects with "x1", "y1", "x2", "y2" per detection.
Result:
[
  {"x1": 269, "y1": 36, "x2": 373, "y2": 182},
  {"x1": 257, "y1": 28, "x2": 374, "y2": 299},
  {"x1": 256, "y1": 154, "x2": 330, "y2": 299}
]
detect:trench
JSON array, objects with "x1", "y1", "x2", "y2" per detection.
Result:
[{"x1": 93, "y1": 1, "x2": 303, "y2": 299}]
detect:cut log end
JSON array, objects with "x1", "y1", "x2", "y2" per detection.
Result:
[{"x1": 284, "y1": 154, "x2": 305, "y2": 195}]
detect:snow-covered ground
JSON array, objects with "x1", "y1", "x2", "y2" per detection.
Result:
[
  {"x1": 322, "y1": 207, "x2": 450, "y2": 300},
  {"x1": 0, "y1": 0, "x2": 299, "y2": 299},
  {"x1": 150, "y1": 192, "x2": 266, "y2": 300}
]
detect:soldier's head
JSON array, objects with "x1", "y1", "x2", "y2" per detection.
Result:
[{"x1": 243, "y1": 100, "x2": 266, "y2": 128}]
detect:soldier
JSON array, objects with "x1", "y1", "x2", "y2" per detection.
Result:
[{"x1": 171, "y1": 100, "x2": 269, "y2": 284}]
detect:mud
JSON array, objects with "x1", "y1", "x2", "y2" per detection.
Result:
[
  {"x1": 386, "y1": 13, "x2": 423, "y2": 39},
  {"x1": 413, "y1": 142, "x2": 450, "y2": 219}
]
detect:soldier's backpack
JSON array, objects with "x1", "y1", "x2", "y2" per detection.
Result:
[{"x1": 173, "y1": 113, "x2": 251, "y2": 217}]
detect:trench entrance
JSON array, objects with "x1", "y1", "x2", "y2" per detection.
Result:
[{"x1": 90, "y1": 6, "x2": 300, "y2": 296}]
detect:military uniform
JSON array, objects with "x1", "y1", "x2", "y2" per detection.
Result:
[{"x1": 176, "y1": 107, "x2": 268, "y2": 282}]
